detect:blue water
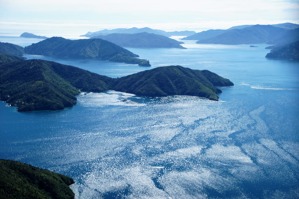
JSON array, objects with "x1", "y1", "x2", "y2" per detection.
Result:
[{"x1": 1, "y1": 38, "x2": 299, "y2": 198}]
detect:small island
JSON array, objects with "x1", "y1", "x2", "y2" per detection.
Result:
[
  {"x1": 20, "y1": 32, "x2": 48, "y2": 39},
  {"x1": 0, "y1": 54, "x2": 233, "y2": 112},
  {"x1": 0, "y1": 159, "x2": 74, "y2": 199}
]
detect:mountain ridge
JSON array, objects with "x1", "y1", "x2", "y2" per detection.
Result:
[
  {"x1": 183, "y1": 23, "x2": 299, "y2": 45},
  {"x1": 83, "y1": 27, "x2": 196, "y2": 37},
  {"x1": 24, "y1": 37, "x2": 150, "y2": 66},
  {"x1": 0, "y1": 54, "x2": 233, "y2": 112},
  {"x1": 92, "y1": 32, "x2": 185, "y2": 49}
]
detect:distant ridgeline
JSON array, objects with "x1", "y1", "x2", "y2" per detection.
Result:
[
  {"x1": 0, "y1": 159, "x2": 74, "y2": 199},
  {"x1": 24, "y1": 37, "x2": 151, "y2": 66},
  {"x1": 91, "y1": 32, "x2": 185, "y2": 49},
  {"x1": 0, "y1": 54, "x2": 233, "y2": 112},
  {"x1": 182, "y1": 23, "x2": 299, "y2": 61},
  {"x1": 83, "y1": 27, "x2": 196, "y2": 37},
  {"x1": 0, "y1": 38, "x2": 150, "y2": 66},
  {"x1": 183, "y1": 23, "x2": 299, "y2": 45}
]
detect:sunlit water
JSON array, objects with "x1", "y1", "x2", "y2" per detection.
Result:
[{"x1": 1, "y1": 37, "x2": 299, "y2": 198}]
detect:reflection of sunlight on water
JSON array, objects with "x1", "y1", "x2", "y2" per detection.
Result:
[
  {"x1": 78, "y1": 91, "x2": 145, "y2": 107},
  {"x1": 66, "y1": 96, "x2": 299, "y2": 198}
]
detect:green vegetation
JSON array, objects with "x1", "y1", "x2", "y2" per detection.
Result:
[
  {"x1": 266, "y1": 41, "x2": 299, "y2": 61},
  {"x1": 0, "y1": 159, "x2": 74, "y2": 199},
  {"x1": 0, "y1": 54, "x2": 23, "y2": 65},
  {"x1": 24, "y1": 37, "x2": 150, "y2": 66},
  {"x1": 0, "y1": 54, "x2": 233, "y2": 111},
  {"x1": 0, "y1": 42, "x2": 24, "y2": 57},
  {"x1": 0, "y1": 55, "x2": 113, "y2": 111},
  {"x1": 113, "y1": 65, "x2": 233, "y2": 100},
  {"x1": 93, "y1": 32, "x2": 185, "y2": 49}
]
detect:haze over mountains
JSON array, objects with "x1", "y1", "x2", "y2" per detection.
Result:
[
  {"x1": 183, "y1": 23, "x2": 299, "y2": 45},
  {"x1": 83, "y1": 27, "x2": 196, "y2": 38},
  {"x1": 1, "y1": 37, "x2": 152, "y2": 66},
  {"x1": 90, "y1": 32, "x2": 185, "y2": 49}
]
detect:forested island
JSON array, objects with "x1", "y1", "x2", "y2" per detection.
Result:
[
  {"x1": 91, "y1": 32, "x2": 185, "y2": 49},
  {"x1": 0, "y1": 54, "x2": 233, "y2": 112}
]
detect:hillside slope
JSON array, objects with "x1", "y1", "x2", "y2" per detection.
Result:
[
  {"x1": 0, "y1": 55, "x2": 233, "y2": 111},
  {"x1": 113, "y1": 65, "x2": 233, "y2": 100},
  {"x1": 24, "y1": 37, "x2": 150, "y2": 66},
  {"x1": 0, "y1": 55, "x2": 113, "y2": 111},
  {"x1": 0, "y1": 159, "x2": 74, "y2": 199},
  {"x1": 266, "y1": 41, "x2": 299, "y2": 61},
  {"x1": 0, "y1": 42, "x2": 24, "y2": 57}
]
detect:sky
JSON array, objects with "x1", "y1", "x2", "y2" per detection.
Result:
[{"x1": 0, "y1": 0, "x2": 298, "y2": 37}]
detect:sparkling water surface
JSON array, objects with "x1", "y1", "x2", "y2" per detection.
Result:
[{"x1": 1, "y1": 37, "x2": 299, "y2": 198}]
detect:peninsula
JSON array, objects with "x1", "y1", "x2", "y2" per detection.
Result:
[
  {"x1": 0, "y1": 54, "x2": 233, "y2": 112},
  {"x1": 24, "y1": 37, "x2": 150, "y2": 66}
]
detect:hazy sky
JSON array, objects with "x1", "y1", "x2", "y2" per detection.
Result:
[{"x1": 0, "y1": 0, "x2": 298, "y2": 37}]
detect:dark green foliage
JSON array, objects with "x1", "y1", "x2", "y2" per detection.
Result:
[
  {"x1": 266, "y1": 41, "x2": 299, "y2": 61},
  {"x1": 0, "y1": 55, "x2": 233, "y2": 111},
  {"x1": 94, "y1": 32, "x2": 185, "y2": 49},
  {"x1": 0, "y1": 42, "x2": 24, "y2": 57},
  {"x1": 49, "y1": 61, "x2": 113, "y2": 92},
  {"x1": 201, "y1": 70, "x2": 234, "y2": 87},
  {"x1": 20, "y1": 32, "x2": 47, "y2": 39},
  {"x1": 0, "y1": 59, "x2": 80, "y2": 111},
  {"x1": 0, "y1": 56, "x2": 113, "y2": 111},
  {"x1": 24, "y1": 37, "x2": 150, "y2": 66},
  {"x1": 0, "y1": 159, "x2": 74, "y2": 199},
  {"x1": 0, "y1": 54, "x2": 24, "y2": 65},
  {"x1": 113, "y1": 65, "x2": 233, "y2": 100}
]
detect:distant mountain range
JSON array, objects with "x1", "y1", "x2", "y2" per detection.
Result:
[
  {"x1": 183, "y1": 23, "x2": 299, "y2": 45},
  {"x1": 24, "y1": 37, "x2": 150, "y2": 66},
  {"x1": 0, "y1": 54, "x2": 233, "y2": 111},
  {"x1": 83, "y1": 27, "x2": 196, "y2": 38},
  {"x1": 20, "y1": 32, "x2": 47, "y2": 39},
  {"x1": 266, "y1": 41, "x2": 299, "y2": 61},
  {"x1": 92, "y1": 32, "x2": 185, "y2": 49},
  {"x1": 0, "y1": 159, "x2": 74, "y2": 199}
]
